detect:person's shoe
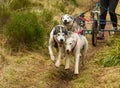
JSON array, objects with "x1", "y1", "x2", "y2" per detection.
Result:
[
  {"x1": 97, "y1": 31, "x2": 104, "y2": 40},
  {"x1": 114, "y1": 27, "x2": 119, "y2": 35}
]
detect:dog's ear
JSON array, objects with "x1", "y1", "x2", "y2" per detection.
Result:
[
  {"x1": 52, "y1": 26, "x2": 57, "y2": 35},
  {"x1": 53, "y1": 26, "x2": 60, "y2": 35},
  {"x1": 63, "y1": 28, "x2": 68, "y2": 35},
  {"x1": 61, "y1": 15, "x2": 64, "y2": 22},
  {"x1": 53, "y1": 29, "x2": 57, "y2": 35},
  {"x1": 69, "y1": 15, "x2": 74, "y2": 20}
]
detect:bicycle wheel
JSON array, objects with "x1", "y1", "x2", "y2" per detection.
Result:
[{"x1": 92, "y1": 20, "x2": 98, "y2": 46}]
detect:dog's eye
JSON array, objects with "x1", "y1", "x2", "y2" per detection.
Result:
[
  {"x1": 57, "y1": 34, "x2": 60, "y2": 36},
  {"x1": 70, "y1": 43, "x2": 72, "y2": 45}
]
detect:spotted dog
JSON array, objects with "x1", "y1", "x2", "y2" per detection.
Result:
[
  {"x1": 61, "y1": 14, "x2": 86, "y2": 34},
  {"x1": 48, "y1": 25, "x2": 68, "y2": 67}
]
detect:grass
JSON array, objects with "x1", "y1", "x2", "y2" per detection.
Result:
[
  {"x1": 0, "y1": 51, "x2": 51, "y2": 88},
  {"x1": 0, "y1": 0, "x2": 120, "y2": 88},
  {"x1": 1, "y1": 48, "x2": 120, "y2": 88}
]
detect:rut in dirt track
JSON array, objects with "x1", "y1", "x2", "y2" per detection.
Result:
[{"x1": 47, "y1": 34, "x2": 108, "y2": 88}]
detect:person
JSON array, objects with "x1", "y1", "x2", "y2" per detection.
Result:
[{"x1": 96, "y1": 0, "x2": 119, "y2": 39}]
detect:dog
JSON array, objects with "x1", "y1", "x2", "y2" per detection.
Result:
[
  {"x1": 65, "y1": 32, "x2": 88, "y2": 74},
  {"x1": 48, "y1": 25, "x2": 68, "y2": 67},
  {"x1": 61, "y1": 14, "x2": 86, "y2": 34}
]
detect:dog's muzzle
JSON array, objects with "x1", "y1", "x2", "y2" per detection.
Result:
[
  {"x1": 58, "y1": 39, "x2": 64, "y2": 47},
  {"x1": 60, "y1": 39, "x2": 64, "y2": 42},
  {"x1": 66, "y1": 49, "x2": 70, "y2": 54},
  {"x1": 63, "y1": 20, "x2": 69, "y2": 25}
]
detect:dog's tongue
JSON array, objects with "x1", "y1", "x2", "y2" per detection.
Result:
[{"x1": 58, "y1": 42, "x2": 63, "y2": 47}]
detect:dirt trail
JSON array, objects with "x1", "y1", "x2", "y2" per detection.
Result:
[
  {"x1": 1, "y1": 24, "x2": 119, "y2": 88},
  {"x1": 47, "y1": 24, "x2": 114, "y2": 88},
  {"x1": 46, "y1": 34, "x2": 107, "y2": 88}
]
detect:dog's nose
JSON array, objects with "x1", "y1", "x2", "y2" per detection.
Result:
[
  {"x1": 60, "y1": 39, "x2": 63, "y2": 42},
  {"x1": 66, "y1": 50, "x2": 70, "y2": 54},
  {"x1": 64, "y1": 20, "x2": 67, "y2": 22}
]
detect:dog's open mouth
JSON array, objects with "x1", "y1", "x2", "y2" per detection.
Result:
[
  {"x1": 58, "y1": 42, "x2": 64, "y2": 47},
  {"x1": 63, "y1": 22, "x2": 70, "y2": 25}
]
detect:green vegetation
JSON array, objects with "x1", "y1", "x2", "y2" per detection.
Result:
[
  {"x1": 6, "y1": 12, "x2": 45, "y2": 50},
  {"x1": 55, "y1": 2, "x2": 66, "y2": 13},
  {"x1": 10, "y1": 0, "x2": 32, "y2": 10},
  {"x1": 0, "y1": 0, "x2": 120, "y2": 88},
  {"x1": 94, "y1": 35, "x2": 120, "y2": 67}
]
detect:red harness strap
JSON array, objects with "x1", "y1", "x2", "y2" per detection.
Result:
[
  {"x1": 75, "y1": 29, "x2": 83, "y2": 34},
  {"x1": 72, "y1": 37, "x2": 77, "y2": 52}
]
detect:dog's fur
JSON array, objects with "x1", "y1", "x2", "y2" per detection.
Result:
[
  {"x1": 65, "y1": 32, "x2": 88, "y2": 74},
  {"x1": 48, "y1": 25, "x2": 68, "y2": 67},
  {"x1": 61, "y1": 14, "x2": 86, "y2": 33}
]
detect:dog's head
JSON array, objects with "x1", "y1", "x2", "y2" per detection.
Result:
[
  {"x1": 61, "y1": 14, "x2": 74, "y2": 25},
  {"x1": 53, "y1": 25, "x2": 68, "y2": 45},
  {"x1": 65, "y1": 33, "x2": 76, "y2": 54}
]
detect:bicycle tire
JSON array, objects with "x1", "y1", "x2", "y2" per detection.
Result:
[{"x1": 92, "y1": 20, "x2": 98, "y2": 46}]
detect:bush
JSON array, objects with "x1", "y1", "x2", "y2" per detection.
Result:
[
  {"x1": 102, "y1": 36, "x2": 120, "y2": 67},
  {"x1": 10, "y1": 0, "x2": 31, "y2": 10},
  {"x1": 40, "y1": 9, "x2": 53, "y2": 22},
  {"x1": 54, "y1": 1, "x2": 66, "y2": 13},
  {"x1": 0, "y1": 3, "x2": 11, "y2": 27},
  {"x1": 102, "y1": 56, "x2": 120, "y2": 67},
  {"x1": 94, "y1": 35, "x2": 120, "y2": 67},
  {"x1": 6, "y1": 12, "x2": 45, "y2": 50},
  {"x1": 39, "y1": 9, "x2": 54, "y2": 36},
  {"x1": 57, "y1": 3, "x2": 66, "y2": 13},
  {"x1": 70, "y1": 0, "x2": 78, "y2": 6}
]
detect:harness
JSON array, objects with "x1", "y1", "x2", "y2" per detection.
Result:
[
  {"x1": 75, "y1": 29, "x2": 83, "y2": 34},
  {"x1": 71, "y1": 36, "x2": 78, "y2": 52}
]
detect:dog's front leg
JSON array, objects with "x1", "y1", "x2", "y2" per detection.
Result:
[
  {"x1": 48, "y1": 39, "x2": 55, "y2": 61},
  {"x1": 55, "y1": 47, "x2": 62, "y2": 67},
  {"x1": 81, "y1": 50, "x2": 86, "y2": 67},
  {"x1": 65, "y1": 54, "x2": 70, "y2": 69},
  {"x1": 74, "y1": 53, "x2": 80, "y2": 74},
  {"x1": 81, "y1": 45, "x2": 88, "y2": 67}
]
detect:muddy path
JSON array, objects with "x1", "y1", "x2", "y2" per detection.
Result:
[
  {"x1": 47, "y1": 34, "x2": 108, "y2": 88},
  {"x1": 47, "y1": 24, "x2": 114, "y2": 88}
]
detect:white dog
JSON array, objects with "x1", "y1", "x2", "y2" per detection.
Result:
[
  {"x1": 65, "y1": 32, "x2": 88, "y2": 74},
  {"x1": 48, "y1": 25, "x2": 68, "y2": 67}
]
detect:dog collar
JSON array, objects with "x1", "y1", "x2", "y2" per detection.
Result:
[{"x1": 72, "y1": 37, "x2": 77, "y2": 52}]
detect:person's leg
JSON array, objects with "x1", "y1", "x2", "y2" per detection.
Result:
[
  {"x1": 98, "y1": 0, "x2": 109, "y2": 39},
  {"x1": 109, "y1": 0, "x2": 119, "y2": 28},
  {"x1": 100, "y1": 0, "x2": 109, "y2": 30}
]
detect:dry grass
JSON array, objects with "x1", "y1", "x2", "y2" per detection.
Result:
[{"x1": 0, "y1": 0, "x2": 120, "y2": 88}]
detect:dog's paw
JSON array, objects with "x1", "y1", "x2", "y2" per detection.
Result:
[
  {"x1": 51, "y1": 56, "x2": 55, "y2": 61},
  {"x1": 55, "y1": 62, "x2": 60, "y2": 67},
  {"x1": 74, "y1": 71, "x2": 79, "y2": 75},
  {"x1": 65, "y1": 66, "x2": 70, "y2": 69}
]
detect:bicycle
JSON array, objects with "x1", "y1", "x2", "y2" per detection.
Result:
[
  {"x1": 91, "y1": 2, "x2": 100, "y2": 46},
  {"x1": 78, "y1": 2, "x2": 120, "y2": 46}
]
